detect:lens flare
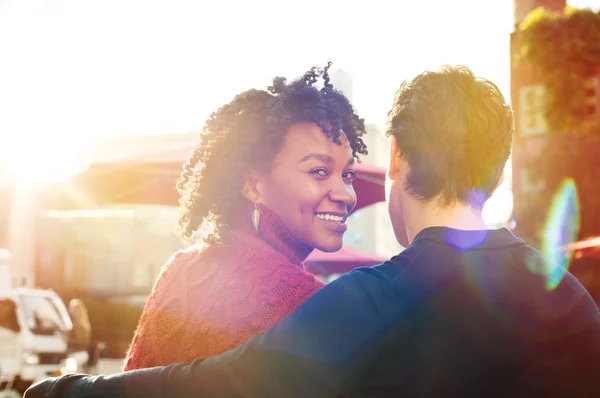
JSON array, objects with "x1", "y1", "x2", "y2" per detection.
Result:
[{"x1": 541, "y1": 178, "x2": 580, "y2": 290}]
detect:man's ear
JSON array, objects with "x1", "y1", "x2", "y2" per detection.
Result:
[
  {"x1": 240, "y1": 170, "x2": 263, "y2": 203},
  {"x1": 387, "y1": 135, "x2": 402, "y2": 181},
  {"x1": 489, "y1": 171, "x2": 505, "y2": 197}
]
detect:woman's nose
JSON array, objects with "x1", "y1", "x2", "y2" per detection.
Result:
[{"x1": 329, "y1": 179, "x2": 356, "y2": 209}]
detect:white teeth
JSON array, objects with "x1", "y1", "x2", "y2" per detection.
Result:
[{"x1": 316, "y1": 214, "x2": 344, "y2": 222}]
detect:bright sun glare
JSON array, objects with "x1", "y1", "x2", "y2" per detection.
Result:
[{"x1": 0, "y1": 137, "x2": 84, "y2": 185}]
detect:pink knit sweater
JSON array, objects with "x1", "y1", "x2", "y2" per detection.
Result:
[{"x1": 122, "y1": 204, "x2": 324, "y2": 369}]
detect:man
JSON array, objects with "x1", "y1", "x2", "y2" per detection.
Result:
[{"x1": 27, "y1": 65, "x2": 600, "y2": 397}]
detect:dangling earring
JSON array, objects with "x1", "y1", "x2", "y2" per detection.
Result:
[{"x1": 251, "y1": 203, "x2": 261, "y2": 232}]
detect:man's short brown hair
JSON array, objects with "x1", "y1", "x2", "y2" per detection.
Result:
[{"x1": 386, "y1": 65, "x2": 514, "y2": 208}]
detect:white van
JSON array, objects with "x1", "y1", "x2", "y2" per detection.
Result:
[{"x1": 0, "y1": 288, "x2": 74, "y2": 393}]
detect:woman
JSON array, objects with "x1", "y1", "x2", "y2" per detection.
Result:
[{"x1": 123, "y1": 62, "x2": 368, "y2": 369}]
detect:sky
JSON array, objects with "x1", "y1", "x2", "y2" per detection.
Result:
[{"x1": 0, "y1": 0, "x2": 597, "y2": 180}]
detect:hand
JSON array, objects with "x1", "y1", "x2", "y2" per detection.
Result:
[
  {"x1": 24, "y1": 374, "x2": 86, "y2": 398},
  {"x1": 23, "y1": 377, "x2": 58, "y2": 398}
]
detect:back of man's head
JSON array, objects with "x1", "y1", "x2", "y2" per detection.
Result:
[{"x1": 385, "y1": 65, "x2": 514, "y2": 208}]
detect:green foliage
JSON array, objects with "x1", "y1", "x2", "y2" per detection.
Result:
[{"x1": 517, "y1": 6, "x2": 600, "y2": 133}]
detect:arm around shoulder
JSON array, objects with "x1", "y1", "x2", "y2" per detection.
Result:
[{"x1": 26, "y1": 268, "x2": 395, "y2": 398}]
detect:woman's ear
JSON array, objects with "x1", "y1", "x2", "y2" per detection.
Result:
[{"x1": 240, "y1": 171, "x2": 262, "y2": 203}]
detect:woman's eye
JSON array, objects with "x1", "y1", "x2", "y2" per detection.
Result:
[
  {"x1": 310, "y1": 168, "x2": 328, "y2": 177},
  {"x1": 343, "y1": 170, "x2": 357, "y2": 180}
]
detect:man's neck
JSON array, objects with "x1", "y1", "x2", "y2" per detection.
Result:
[{"x1": 403, "y1": 196, "x2": 490, "y2": 244}]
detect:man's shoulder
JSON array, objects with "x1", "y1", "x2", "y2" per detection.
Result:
[{"x1": 345, "y1": 244, "x2": 425, "y2": 281}]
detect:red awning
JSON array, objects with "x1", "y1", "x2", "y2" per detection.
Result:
[
  {"x1": 40, "y1": 147, "x2": 386, "y2": 212},
  {"x1": 560, "y1": 237, "x2": 600, "y2": 259},
  {"x1": 304, "y1": 247, "x2": 386, "y2": 276}
]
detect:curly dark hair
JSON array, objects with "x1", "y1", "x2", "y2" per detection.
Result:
[{"x1": 176, "y1": 62, "x2": 368, "y2": 243}]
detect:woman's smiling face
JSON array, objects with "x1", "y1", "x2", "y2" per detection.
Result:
[{"x1": 254, "y1": 122, "x2": 357, "y2": 252}]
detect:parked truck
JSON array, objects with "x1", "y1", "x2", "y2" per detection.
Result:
[{"x1": 0, "y1": 249, "x2": 75, "y2": 395}]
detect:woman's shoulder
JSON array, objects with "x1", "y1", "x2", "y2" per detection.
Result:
[
  {"x1": 164, "y1": 234, "x2": 304, "y2": 275},
  {"x1": 156, "y1": 242, "x2": 236, "y2": 277},
  {"x1": 144, "y1": 244, "x2": 225, "y2": 303},
  {"x1": 147, "y1": 241, "x2": 272, "y2": 294},
  {"x1": 149, "y1": 238, "x2": 323, "y2": 306}
]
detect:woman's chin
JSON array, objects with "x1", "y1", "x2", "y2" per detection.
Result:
[{"x1": 314, "y1": 239, "x2": 344, "y2": 253}]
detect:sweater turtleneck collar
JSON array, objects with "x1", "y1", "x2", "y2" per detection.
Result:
[{"x1": 227, "y1": 200, "x2": 313, "y2": 267}]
